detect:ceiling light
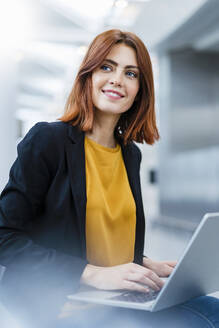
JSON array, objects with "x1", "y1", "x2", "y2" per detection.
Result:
[
  {"x1": 131, "y1": 0, "x2": 151, "y2": 2},
  {"x1": 115, "y1": 0, "x2": 128, "y2": 9}
]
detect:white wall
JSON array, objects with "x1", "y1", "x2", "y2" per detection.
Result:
[{"x1": 0, "y1": 55, "x2": 18, "y2": 191}]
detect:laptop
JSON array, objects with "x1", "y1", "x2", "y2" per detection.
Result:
[{"x1": 68, "y1": 213, "x2": 219, "y2": 312}]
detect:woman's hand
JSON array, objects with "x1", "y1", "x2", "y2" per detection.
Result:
[
  {"x1": 80, "y1": 262, "x2": 164, "y2": 293},
  {"x1": 143, "y1": 257, "x2": 177, "y2": 277}
]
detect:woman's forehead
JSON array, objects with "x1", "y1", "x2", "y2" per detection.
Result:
[{"x1": 105, "y1": 43, "x2": 138, "y2": 67}]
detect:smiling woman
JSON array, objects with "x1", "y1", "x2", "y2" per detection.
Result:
[
  {"x1": 60, "y1": 29, "x2": 159, "y2": 145},
  {"x1": 1, "y1": 29, "x2": 219, "y2": 328}
]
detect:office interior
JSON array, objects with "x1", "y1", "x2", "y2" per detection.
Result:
[{"x1": 0, "y1": 0, "x2": 219, "y2": 326}]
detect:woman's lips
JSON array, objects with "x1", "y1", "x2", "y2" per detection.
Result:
[{"x1": 102, "y1": 89, "x2": 124, "y2": 100}]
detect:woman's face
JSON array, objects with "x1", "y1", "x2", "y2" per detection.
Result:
[{"x1": 91, "y1": 43, "x2": 140, "y2": 118}]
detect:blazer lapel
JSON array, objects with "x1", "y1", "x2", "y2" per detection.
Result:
[
  {"x1": 121, "y1": 144, "x2": 139, "y2": 205},
  {"x1": 121, "y1": 144, "x2": 145, "y2": 264},
  {"x1": 65, "y1": 124, "x2": 87, "y2": 257}
]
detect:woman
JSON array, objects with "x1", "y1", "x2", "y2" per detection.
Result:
[{"x1": 0, "y1": 29, "x2": 219, "y2": 328}]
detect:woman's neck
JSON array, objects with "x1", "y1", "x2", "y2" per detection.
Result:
[{"x1": 85, "y1": 112, "x2": 120, "y2": 148}]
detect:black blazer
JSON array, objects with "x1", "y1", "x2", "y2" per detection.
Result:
[{"x1": 0, "y1": 121, "x2": 145, "y2": 295}]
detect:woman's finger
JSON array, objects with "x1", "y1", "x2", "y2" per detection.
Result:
[
  {"x1": 122, "y1": 279, "x2": 150, "y2": 293},
  {"x1": 141, "y1": 267, "x2": 164, "y2": 288},
  {"x1": 163, "y1": 261, "x2": 177, "y2": 267},
  {"x1": 126, "y1": 272, "x2": 162, "y2": 291},
  {"x1": 161, "y1": 264, "x2": 173, "y2": 277}
]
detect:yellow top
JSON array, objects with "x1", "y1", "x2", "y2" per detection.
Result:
[{"x1": 85, "y1": 136, "x2": 136, "y2": 267}]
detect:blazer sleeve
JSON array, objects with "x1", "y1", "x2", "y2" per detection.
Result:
[{"x1": 0, "y1": 122, "x2": 87, "y2": 293}]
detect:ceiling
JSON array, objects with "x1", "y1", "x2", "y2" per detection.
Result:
[{"x1": 3, "y1": 0, "x2": 210, "y2": 122}]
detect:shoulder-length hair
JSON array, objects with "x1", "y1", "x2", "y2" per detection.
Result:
[{"x1": 59, "y1": 29, "x2": 159, "y2": 145}]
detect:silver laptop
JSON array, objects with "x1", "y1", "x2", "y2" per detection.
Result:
[{"x1": 68, "y1": 213, "x2": 219, "y2": 312}]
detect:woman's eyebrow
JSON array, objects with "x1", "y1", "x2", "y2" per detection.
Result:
[{"x1": 104, "y1": 58, "x2": 139, "y2": 70}]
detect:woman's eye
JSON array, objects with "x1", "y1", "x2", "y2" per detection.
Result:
[
  {"x1": 126, "y1": 71, "x2": 138, "y2": 78},
  {"x1": 100, "y1": 64, "x2": 111, "y2": 72}
]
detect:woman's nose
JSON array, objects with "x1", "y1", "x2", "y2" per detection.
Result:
[
  {"x1": 109, "y1": 72, "x2": 123, "y2": 87},
  {"x1": 109, "y1": 80, "x2": 121, "y2": 87}
]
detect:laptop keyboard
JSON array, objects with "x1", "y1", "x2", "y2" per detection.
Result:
[{"x1": 109, "y1": 290, "x2": 160, "y2": 303}]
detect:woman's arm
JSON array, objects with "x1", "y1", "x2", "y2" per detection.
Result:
[{"x1": 0, "y1": 123, "x2": 87, "y2": 292}]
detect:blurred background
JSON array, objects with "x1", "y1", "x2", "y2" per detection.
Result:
[{"x1": 0, "y1": 0, "x2": 219, "y2": 326}]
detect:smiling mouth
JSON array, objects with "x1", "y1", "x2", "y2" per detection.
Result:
[{"x1": 102, "y1": 89, "x2": 125, "y2": 99}]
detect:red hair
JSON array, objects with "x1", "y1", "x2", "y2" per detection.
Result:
[{"x1": 59, "y1": 29, "x2": 159, "y2": 145}]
